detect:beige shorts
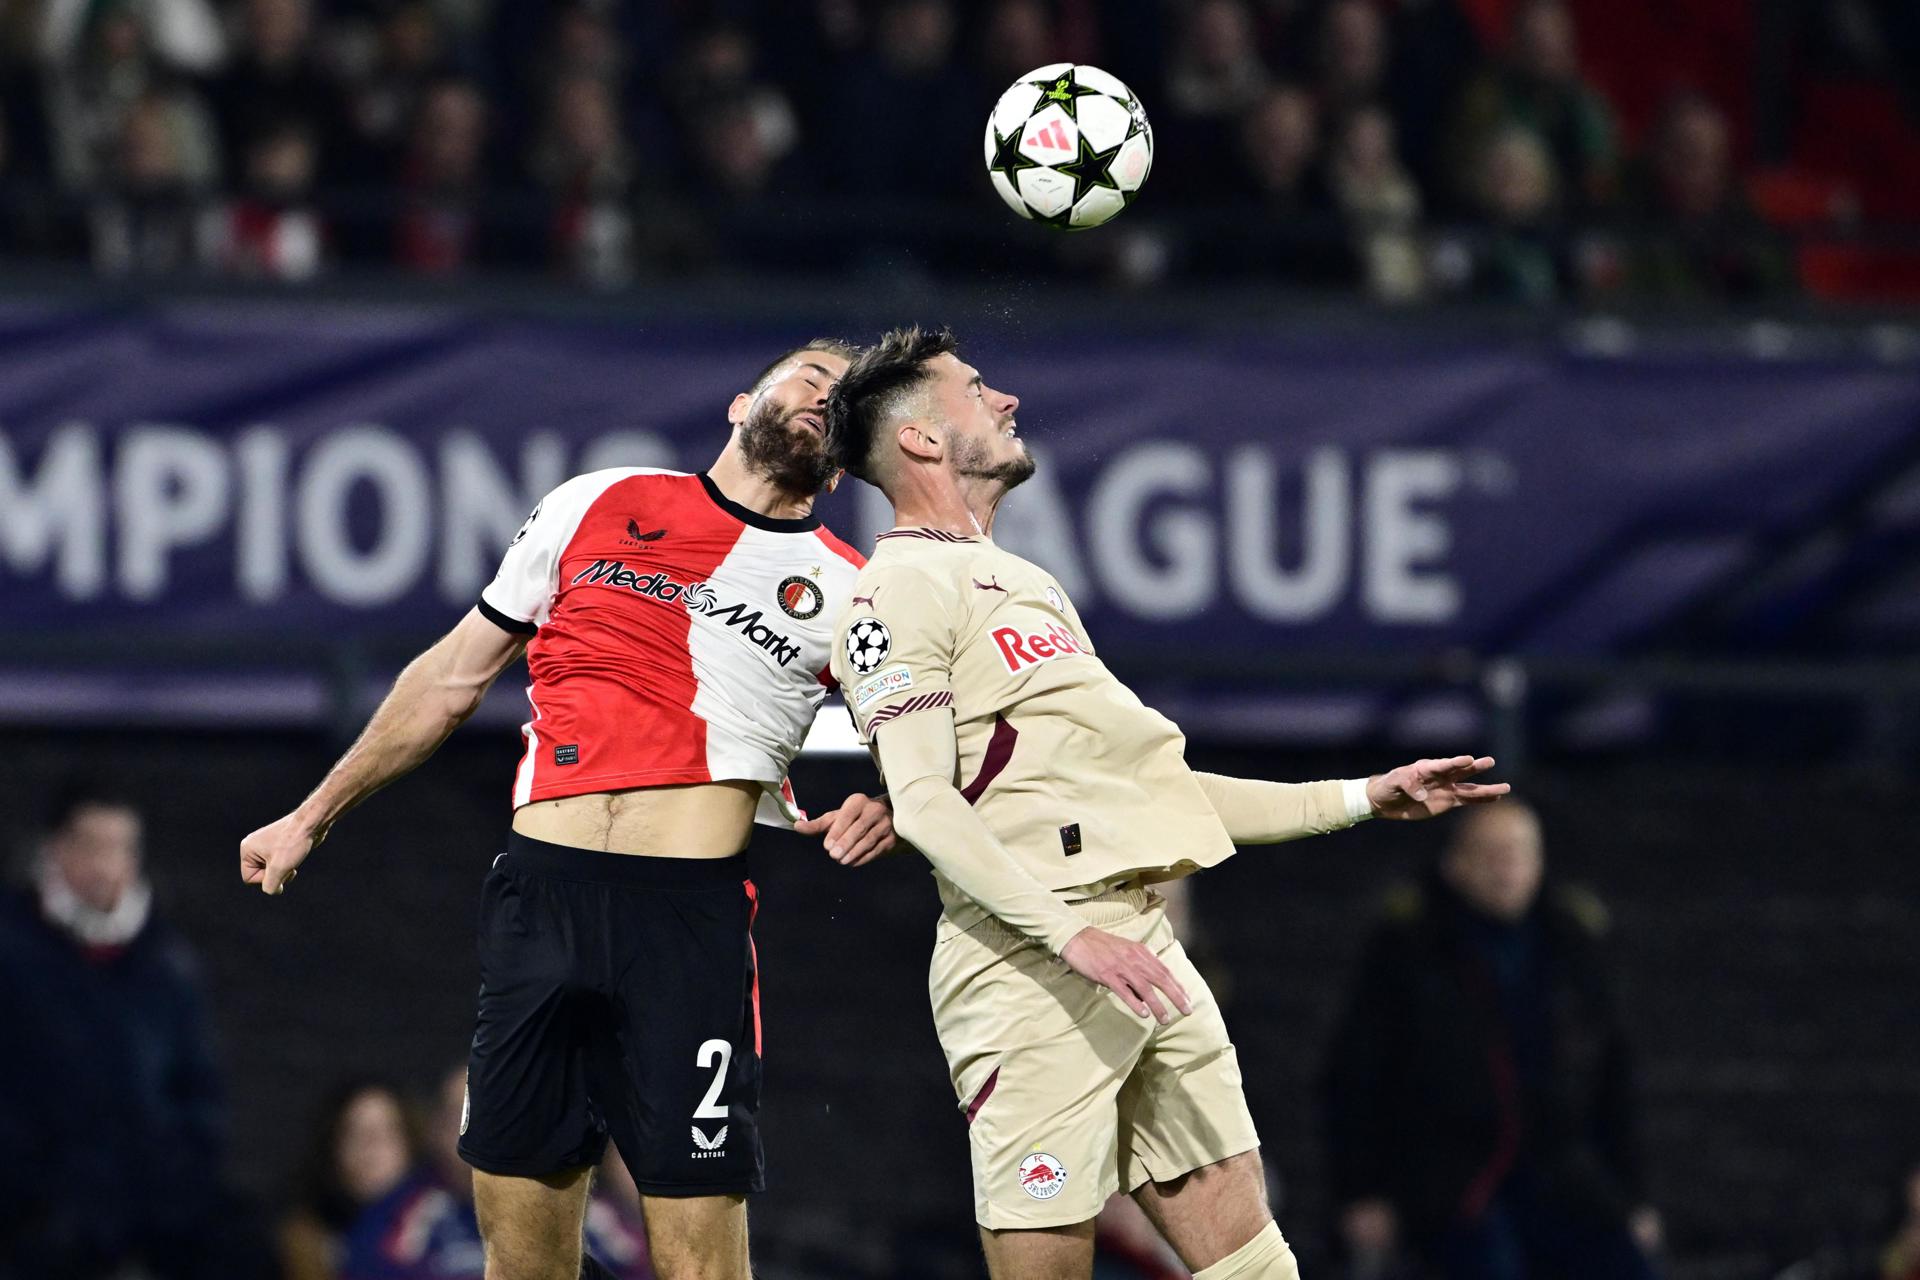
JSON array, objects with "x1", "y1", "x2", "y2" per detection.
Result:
[{"x1": 928, "y1": 885, "x2": 1260, "y2": 1230}]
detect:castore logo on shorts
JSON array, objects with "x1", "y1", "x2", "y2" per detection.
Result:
[{"x1": 571, "y1": 559, "x2": 803, "y2": 666}]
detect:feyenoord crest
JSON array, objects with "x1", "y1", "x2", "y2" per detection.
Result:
[
  {"x1": 776, "y1": 574, "x2": 825, "y2": 620},
  {"x1": 845, "y1": 617, "x2": 892, "y2": 675},
  {"x1": 1018, "y1": 1152, "x2": 1068, "y2": 1200}
]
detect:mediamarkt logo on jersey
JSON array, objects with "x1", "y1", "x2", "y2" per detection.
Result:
[
  {"x1": 992, "y1": 623, "x2": 1087, "y2": 673},
  {"x1": 571, "y1": 560, "x2": 803, "y2": 667}
]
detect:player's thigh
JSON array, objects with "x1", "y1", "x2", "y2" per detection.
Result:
[
  {"x1": 1132, "y1": 1150, "x2": 1273, "y2": 1273},
  {"x1": 461, "y1": 862, "x2": 610, "y2": 1178},
  {"x1": 932, "y1": 919, "x2": 1152, "y2": 1231},
  {"x1": 1117, "y1": 928, "x2": 1261, "y2": 1200},
  {"x1": 592, "y1": 868, "x2": 764, "y2": 1198},
  {"x1": 979, "y1": 1218, "x2": 1097, "y2": 1280},
  {"x1": 640, "y1": 1193, "x2": 749, "y2": 1280},
  {"x1": 472, "y1": 1166, "x2": 592, "y2": 1280}
]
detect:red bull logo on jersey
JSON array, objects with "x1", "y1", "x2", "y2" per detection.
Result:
[
  {"x1": 1018, "y1": 1152, "x2": 1068, "y2": 1200},
  {"x1": 991, "y1": 623, "x2": 1087, "y2": 674}
]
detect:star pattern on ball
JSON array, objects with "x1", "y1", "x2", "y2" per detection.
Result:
[
  {"x1": 1028, "y1": 69, "x2": 1103, "y2": 119},
  {"x1": 1050, "y1": 128, "x2": 1126, "y2": 206},
  {"x1": 988, "y1": 120, "x2": 1040, "y2": 184}
]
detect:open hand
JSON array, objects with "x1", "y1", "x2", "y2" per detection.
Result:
[
  {"x1": 795, "y1": 793, "x2": 897, "y2": 866},
  {"x1": 1060, "y1": 928, "x2": 1193, "y2": 1025},
  {"x1": 239, "y1": 811, "x2": 323, "y2": 895},
  {"x1": 1366, "y1": 755, "x2": 1510, "y2": 820}
]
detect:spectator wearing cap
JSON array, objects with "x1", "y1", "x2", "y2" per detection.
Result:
[
  {"x1": 1322, "y1": 801, "x2": 1663, "y2": 1280},
  {"x1": 0, "y1": 784, "x2": 267, "y2": 1279}
]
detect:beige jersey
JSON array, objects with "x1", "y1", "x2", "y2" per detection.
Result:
[{"x1": 833, "y1": 529, "x2": 1268, "y2": 927}]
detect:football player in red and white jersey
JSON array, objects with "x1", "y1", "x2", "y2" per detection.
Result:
[{"x1": 239, "y1": 339, "x2": 891, "y2": 1280}]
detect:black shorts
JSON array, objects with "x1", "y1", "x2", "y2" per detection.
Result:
[{"x1": 457, "y1": 833, "x2": 765, "y2": 1196}]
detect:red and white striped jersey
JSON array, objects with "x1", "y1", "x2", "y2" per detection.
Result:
[{"x1": 478, "y1": 469, "x2": 864, "y2": 827}]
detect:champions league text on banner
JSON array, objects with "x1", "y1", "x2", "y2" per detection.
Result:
[{"x1": 2, "y1": 302, "x2": 1916, "y2": 730}]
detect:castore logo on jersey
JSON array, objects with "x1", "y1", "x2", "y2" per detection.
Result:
[{"x1": 570, "y1": 560, "x2": 804, "y2": 667}]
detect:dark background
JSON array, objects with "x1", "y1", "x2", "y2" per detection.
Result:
[{"x1": 9, "y1": 731, "x2": 1915, "y2": 1278}]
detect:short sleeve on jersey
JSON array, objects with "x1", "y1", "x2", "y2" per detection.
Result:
[
  {"x1": 832, "y1": 564, "x2": 961, "y2": 741},
  {"x1": 478, "y1": 473, "x2": 610, "y2": 632}
]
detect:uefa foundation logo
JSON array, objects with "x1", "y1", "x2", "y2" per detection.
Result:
[{"x1": 1018, "y1": 1152, "x2": 1068, "y2": 1200}]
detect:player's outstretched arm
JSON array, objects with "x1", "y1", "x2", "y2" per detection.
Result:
[
  {"x1": 1363, "y1": 755, "x2": 1509, "y2": 820},
  {"x1": 1193, "y1": 773, "x2": 1376, "y2": 845},
  {"x1": 1194, "y1": 756, "x2": 1508, "y2": 844},
  {"x1": 877, "y1": 713, "x2": 1192, "y2": 1024},
  {"x1": 239, "y1": 608, "x2": 528, "y2": 896}
]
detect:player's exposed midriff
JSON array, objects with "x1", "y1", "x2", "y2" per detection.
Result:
[{"x1": 511, "y1": 780, "x2": 760, "y2": 857}]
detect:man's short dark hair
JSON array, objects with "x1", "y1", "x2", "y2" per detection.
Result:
[
  {"x1": 746, "y1": 338, "x2": 860, "y2": 396},
  {"x1": 46, "y1": 780, "x2": 139, "y2": 833},
  {"x1": 824, "y1": 325, "x2": 959, "y2": 483}
]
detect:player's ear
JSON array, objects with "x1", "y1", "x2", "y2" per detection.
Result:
[
  {"x1": 898, "y1": 422, "x2": 940, "y2": 463},
  {"x1": 727, "y1": 391, "x2": 752, "y2": 427}
]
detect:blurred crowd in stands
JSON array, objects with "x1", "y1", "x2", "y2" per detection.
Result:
[{"x1": 0, "y1": 0, "x2": 1917, "y2": 302}]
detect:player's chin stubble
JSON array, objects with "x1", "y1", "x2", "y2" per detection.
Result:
[
  {"x1": 954, "y1": 432, "x2": 1037, "y2": 490},
  {"x1": 739, "y1": 399, "x2": 835, "y2": 495}
]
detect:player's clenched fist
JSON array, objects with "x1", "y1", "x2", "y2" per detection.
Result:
[
  {"x1": 1059, "y1": 928, "x2": 1193, "y2": 1025},
  {"x1": 240, "y1": 812, "x2": 322, "y2": 896}
]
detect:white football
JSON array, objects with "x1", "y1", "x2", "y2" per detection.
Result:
[{"x1": 983, "y1": 63, "x2": 1154, "y2": 230}]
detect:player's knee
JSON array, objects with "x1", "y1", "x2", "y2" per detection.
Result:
[
  {"x1": 647, "y1": 1239, "x2": 748, "y2": 1280},
  {"x1": 484, "y1": 1238, "x2": 582, "y2": 1280},
  {"x1": 1192, "y1": 1221, "x2": 1298, "y2": 1280},
  {"x1": 642, "y1": 1197, "x2": 749, "y2": 1280}
]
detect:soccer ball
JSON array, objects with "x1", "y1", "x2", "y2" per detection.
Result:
[
  {"x1": 983, "y1": 63, "x2": 1154, "y2": 229},
  {"x1": 845, "y1": 617, "x2": 892, "y2": 675}
]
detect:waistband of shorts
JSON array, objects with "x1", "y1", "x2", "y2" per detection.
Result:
[
  {"x1": 949, "y1": 881, "x2": 1159, "y2": 950},
  {"x1": 501, "y1": 831, "x2": 748, "y2": 887},
  {"x1": 1065, "y1": 882, "x2": 1159, "y2": 927}
]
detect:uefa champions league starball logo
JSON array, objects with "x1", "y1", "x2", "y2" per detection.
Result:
[{"x1": 845, "y1": 618, "x2": 892, "y2": 674}]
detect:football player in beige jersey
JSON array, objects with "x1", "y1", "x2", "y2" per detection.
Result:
[{"x1": 822, "y1": 327, "x2": 1511, "y2": 1280}]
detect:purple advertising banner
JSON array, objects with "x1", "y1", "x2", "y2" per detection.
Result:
[{"x1": 3, "y1": 301, "x2": 1917, "y2": 687}]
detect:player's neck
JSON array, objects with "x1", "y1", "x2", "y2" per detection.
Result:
[
  {"x1": 705, "y1": 449, "x2": 817, "y2": 522},
  {"x1": 892, "y1": 473, "x2": 1004, "y2": 540}
]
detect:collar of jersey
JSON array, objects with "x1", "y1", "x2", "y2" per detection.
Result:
[
  {"x1": 699, "y1": 472, "x2": 822, "y2": 532},
  {"x1": 879, "y1": 526, "x2": 981, "y2": 542}
]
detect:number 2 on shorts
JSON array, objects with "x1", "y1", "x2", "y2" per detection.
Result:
[{"x1": 695, "y1": 1038, "x2": 732, "y2": 1119}]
